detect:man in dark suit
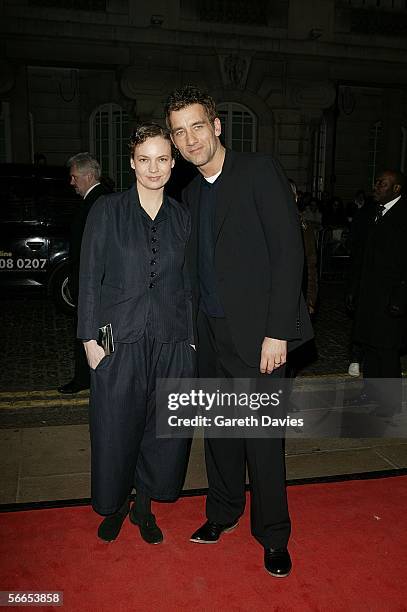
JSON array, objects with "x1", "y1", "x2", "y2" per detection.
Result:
[
  {"x1": 349, "y1": 170, "x2": 407, "y2": 414},
  {"x1": 165, "y1": 86, "x2": 313, "y2": 577},
  {"x1": 58, "y1": 153, "x2": 110, "y2": 394}
]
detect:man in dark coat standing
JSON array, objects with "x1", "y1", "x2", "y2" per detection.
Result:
[
  {"x1": 165, "y1": 86, "x2": 313, "y2": 577},
  {"x1": 349, "y1": 170, "x2": 407, "y2": 414},
  {"x1": 58, "y1": 153, "x2": 110, "y2": 394}
]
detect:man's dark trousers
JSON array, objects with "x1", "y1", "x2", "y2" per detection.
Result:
[
  {"x1": 197, "y1": 310, "x2": 290, "y2": 550},
  {"x1": 363, "y1": 345, "x2": 402, "y2": 416}
]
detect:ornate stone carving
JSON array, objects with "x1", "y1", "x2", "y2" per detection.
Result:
[
  {"x1": 120, "y1": 67, "x2": 177, "y2": 100},
  {"x1": 289, "y1": 81, "x2": 336, "y2": 109},
  {"x1": 218, "y1": 54, "x2": 251, "y2": 90},
  {"x1": 198, "y1": 0, "x2": 267, "y2": 25},
  {"x1": 336, "y1": 5, "x2": 407, "y2": 36},
  {"x1": 28, "y1": 0, "x2": 106, "y2": 10}
]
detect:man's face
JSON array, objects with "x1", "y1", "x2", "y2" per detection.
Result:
[
  {"x1": 130, "y1": 136, "x2": 174, "y2": 192},
  {"x1": 70, "y1": 165, "x2": 94, "y2": 197},
  {"x1": 168, "y1": 103, "x2": 222, "y2": 172},
  {"x1": 373, "y1": 172, "x2": 400, "y2": 204}
]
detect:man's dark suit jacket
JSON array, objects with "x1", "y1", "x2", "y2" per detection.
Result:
[
  {"x1": 183, "y1": 148, "x2": 313, "y2": 367},
  {"x1": 69, "y1": 183, "x2": 109, "y2": 303},
  {"x1": 77, "y1": 184, "x2": 192, "y2": 344},
  {"x1": 351, "y1": 196, "x2": 407, "y2": 350}
]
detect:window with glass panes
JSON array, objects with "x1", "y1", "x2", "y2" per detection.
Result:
[
  {"x1": 218, "y1": 103, "x2": 256, "y2": 152},
  {"x1": 312, "y1": 118, "x2": 327, "y2": 198},
  {"x1": 90, "y1": 104, "x2": 130, "y2": 191},
  {"x1": 368, "y1": 120, "x2": 383, "y2": 188}
]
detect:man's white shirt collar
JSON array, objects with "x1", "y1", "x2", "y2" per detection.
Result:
[
  {"x1": 383, "y1": 195, "x2": 401, "y2": 214},
  {"x1": 204, "y1": 171, "x2": 222, "y2": 184},
  {"x1": 84, "y1": 182, "x2": 101, "y2": 199}
]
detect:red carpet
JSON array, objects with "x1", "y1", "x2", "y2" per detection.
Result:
[{"x1": 1, "y1": 477, "x2": 407, "y2": 612}]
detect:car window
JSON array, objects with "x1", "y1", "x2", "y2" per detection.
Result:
[
  {"x1": 0, "y1": 177, "x2": 38, "y2": 222},
  {"x1": 38, "y1": 178, "x2": 79, "y2": 224}
]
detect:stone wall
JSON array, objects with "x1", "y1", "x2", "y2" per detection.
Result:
[{"x1": 1, "y1": 0, "x2": 407, "y2": 196}]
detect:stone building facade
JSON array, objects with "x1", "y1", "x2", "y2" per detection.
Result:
[{"x1": 1, "y1": 0, "x2": 407, "y2": 198}]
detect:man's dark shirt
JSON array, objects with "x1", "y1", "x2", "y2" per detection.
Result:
[{"x1": 198, "y1": 176, "x2": 225, "y2": 318}]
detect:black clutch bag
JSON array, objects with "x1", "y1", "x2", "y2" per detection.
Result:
[{"x1": 98, "y1": 323, "x2": 115, "y2": 355}]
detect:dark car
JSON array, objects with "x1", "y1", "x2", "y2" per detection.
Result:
[{"x1": 0, "y1": 163, "x2": 80, "y2": 313}]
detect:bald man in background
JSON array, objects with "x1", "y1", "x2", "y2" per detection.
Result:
[{"x1": 349, "y1": 170, "x2": 407, "y2": 415}]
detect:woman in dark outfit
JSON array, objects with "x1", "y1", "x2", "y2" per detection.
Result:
[{"x1": 77, "y1": 124, "x2": 194, "y2": 543}]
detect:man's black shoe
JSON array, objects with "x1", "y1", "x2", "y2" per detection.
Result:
[
  {"x1": 129, "y1": 505, "x2": 163, "y2": 544},
  {"x1": 190, "y1": 520, "x2": 238, "y2": 544},
  {"x1": 264, "y1": 548, "x2": 292, "y2": 578},
  {"x1": 58, "y1": 380, "x2": 89, "y2": 394},
  {"x1": 98, "y1": 498, "x2": 130, "y2": 542}
]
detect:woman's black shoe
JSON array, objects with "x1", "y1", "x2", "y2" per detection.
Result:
[
  {"x1": 97, "y1": 498, "x2": 130, "y2": 542},
  {"x1": 129, "y1": 505, "x2": 163, "y2": 544}
]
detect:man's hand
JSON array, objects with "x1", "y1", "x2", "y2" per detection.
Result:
[
  {"x1": 83, "y1": 339, "x2": 105, "y2": 370},
  {"x1": 260, "y1": 337, "x2": 287, "y2": 374}
]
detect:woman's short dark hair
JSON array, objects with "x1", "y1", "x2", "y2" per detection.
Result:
[
  {"x1": 129, "y1": 123, "x2": 176, "y2": 157},
  {"x1": 164, "y1": 85, "x2": 217, "y2": 127}
]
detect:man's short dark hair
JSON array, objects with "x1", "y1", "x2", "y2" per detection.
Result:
[
  {"x1": 129, "y1": 122, "x2": 176, "y2": 157},
  {"x1": 67, "y1": 152, "x2": 101, "y2": 180},
  {"x1": 164, "y1": 85, "x2": 217, "y2": 127}
]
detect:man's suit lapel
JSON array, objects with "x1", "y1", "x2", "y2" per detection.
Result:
[
  {"x1": 84, "y1": 183, "x2": 107, "y2": 207},
  {"x1": 374, "y1": 197, "x2": 405, "y2": 236},
  {"x1": 383, "y1": 196, "x2": 405, "y2": 223},
  {"x1": 214, "y1": 149, "x2": 234, "y2": 245}
]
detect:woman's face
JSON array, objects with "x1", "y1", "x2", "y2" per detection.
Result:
[{"x1": 130, "y1": 136, "x2": 175, "y2": 192}]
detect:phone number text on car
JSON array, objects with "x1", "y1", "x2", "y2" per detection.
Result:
[{"x1": 0, "y1": 258, "x2": 47, "y2": 270}]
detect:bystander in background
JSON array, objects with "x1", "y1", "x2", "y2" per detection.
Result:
[{"x1": 58, "y1": 153, "x2": 111, "y2": 394}]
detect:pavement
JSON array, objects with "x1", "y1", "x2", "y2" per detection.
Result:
[
  {"x1": 1, "y1": 283, "x2": 406, "y2": 507},
  {"x1": 0, "y1": 282, "x2": 353, "y2": 394}
]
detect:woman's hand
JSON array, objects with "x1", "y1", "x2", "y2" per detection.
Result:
[{"x1": 83, "y1": 339, "x2": 106, "y2": 370}]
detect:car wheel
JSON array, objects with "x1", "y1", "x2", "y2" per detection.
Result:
[{"x1": 51, "y1": 266, "x2": 76, "y2": 315}]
